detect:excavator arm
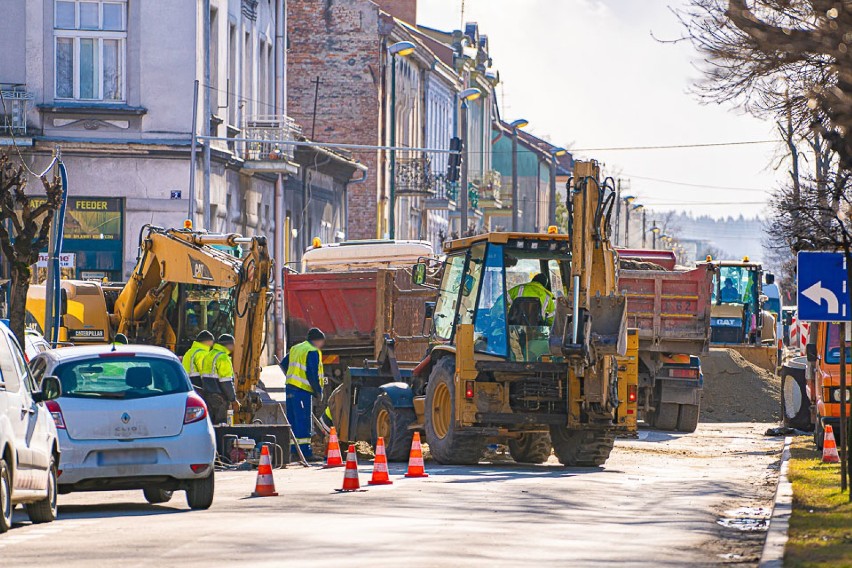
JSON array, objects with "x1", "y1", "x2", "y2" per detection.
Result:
[{"x1": 113, "y1": 226, "x2": 272, "y2": 422}]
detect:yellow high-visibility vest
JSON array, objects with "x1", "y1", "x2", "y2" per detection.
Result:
[{"x1": 285, "y1": 341, "x2": 325, "y2": 394}]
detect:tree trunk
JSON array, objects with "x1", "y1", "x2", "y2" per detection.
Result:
[{"x1": 7, "y1": 265, "x2": 31, "y2": 348}]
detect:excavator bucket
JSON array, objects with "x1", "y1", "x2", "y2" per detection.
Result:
[{"x1": 588, "y1": 295, "x2": 627, "y2": 357}]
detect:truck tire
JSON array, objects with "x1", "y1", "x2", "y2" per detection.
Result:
[
  {"x1": 676, "y1": 404, "x2": 700, "y2": 433},
  {"x1": 186, "y1": 472, "x2": 214, "y2": 510},
  {"x1": 424, "y1": 358, "x2": 486, "y2": 465},
  {"x1": 549, "y1": 426, "x2": 614, "y2": 467},
  {"x1": 782, "y1": 369, "x2": 812, "y2": 431},
  {"x1": 0, "y1": 459, "x2": 11, "y2": 533},
  {"x1": 654, "y1": 403, "x2": 680, "y2": 431},
  {"x1": 371, "y1": 393, "x2": 415, "y2": 462},
  {"x1": 25, "y1": 457, "x2": 57, "y2": 524},
  {"x1": 508, "y1": 433, "x2": 552, "y2": 464},
  {"x1": 143, "y1": 488, "x2": 173, "y2": 505}
]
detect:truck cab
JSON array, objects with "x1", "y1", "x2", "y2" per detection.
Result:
[{"x1": 812, "y1": 322, "x2": 852, "y2": 448}]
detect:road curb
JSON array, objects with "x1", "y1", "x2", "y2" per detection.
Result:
[{"x1": 759, "y1": 436, "x2": 793, "y2": 568}]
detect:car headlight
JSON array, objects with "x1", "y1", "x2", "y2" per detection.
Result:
[{"x1": 833, "y1": 388, "x2": 851, "y2": 402}]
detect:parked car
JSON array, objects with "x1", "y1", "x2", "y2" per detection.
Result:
[
  {"x1": 24, "y1": 330, "x2": 51, "y2": 362},
  {"x1": 29, "y1": 345, "x2": 216, "y2": 509},
  {"x1": 0, "y1": 322, "x2": 62, "y2": 533}
]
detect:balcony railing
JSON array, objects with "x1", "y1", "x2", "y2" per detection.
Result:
[
  {"x1": 395, "y1": 155, "x2": 434, "y2": 196},
  {"x1": 0, "y1": 84, "x2": 33, "y2": 136},
  {"x1": 242, "y1": 114, "x2": 301, "y2": 162}
]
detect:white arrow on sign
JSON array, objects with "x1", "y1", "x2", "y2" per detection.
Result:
[{"x1": 802, "y1": 281, "x2": 840, "y2": 314}]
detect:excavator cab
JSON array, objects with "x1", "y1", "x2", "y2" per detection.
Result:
[{"x1": 429, "y1": 237, "x2": 571, "y2": 363}]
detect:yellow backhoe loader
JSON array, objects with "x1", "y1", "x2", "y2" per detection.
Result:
[
  {"x1": 27, "y1": 225, "x2": 272, "y2": 423},
  {"x1": 328, "y1": 161, "x2": 637, "y2": 466}
]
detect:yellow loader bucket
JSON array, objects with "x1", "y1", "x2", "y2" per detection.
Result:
[{"x1": 720, "y1": 344, "x2": 777, "y2": 374}]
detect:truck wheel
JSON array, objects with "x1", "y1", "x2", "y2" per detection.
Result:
[
  {"x1": 0, "y1": 459, "x2": 11, "y2": 533},
  {"x1": 676, "y1": 404, "x2": 700, "y2": 433},
  {"x1": 508, "y1": 433, "x2": 552, "y2": 464},
  {"x1": 654, "y1": 403, "x2": 679, "y2": 431},
  {"x1": 143, "y1": 488, "x2": 173, "y2": 504},
  {"x1": 424, "y1": 358, "x2": 486, "y2": 465},
  {"x1": 371, "y1": 393, "x2": 415, "y2": 462},
  {"x1": 25, "y1": 457, "x2": 57, "y2": 524},
  {"x1": 782, "y1": 371, "x2": 812, "y2": 431},
  {"x1": 549, "y1": 426, "x2": 614, "y2": 467}
]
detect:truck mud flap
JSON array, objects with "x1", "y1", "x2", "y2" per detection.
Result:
[{"x1": 658, "y1": 381, "x2": 701, "y2": 406}]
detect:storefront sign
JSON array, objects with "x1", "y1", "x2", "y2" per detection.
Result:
[{"x1": 36, "y1": 252, "x2": 76, "y2": 268}]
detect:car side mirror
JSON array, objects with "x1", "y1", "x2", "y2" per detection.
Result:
[
  {"x1": 424, "y1": 301, "x2": 435, "y2": 320},
  {"x1": 412, "y1": 262, "x2": 427, "y2": 286},
  {"x1": 33, "y1": 376, "x2": 62, "y2": 403},
  {"x1": 805, "y1": 343, "x2": 817, "y2": 362}
]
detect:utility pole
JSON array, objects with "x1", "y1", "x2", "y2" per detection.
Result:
[
  {"x1": 511, "y1": 127, "x2": 519, "y2": 231},
  {"x1": 460, "y1": 100, "x2": 469, "y2": 235},
  {"x1": 189, "y1": 80, "x2": 199, "y2": 223},
  {"x1": 624, "y1": 203, "x2": 631, "y2": 248},
  {"x1": 202, "y1": 0, "x2": 212, "y2": 230},
  {"x1": 641, "y1": 209, "x2": 647, "y2": 248}
]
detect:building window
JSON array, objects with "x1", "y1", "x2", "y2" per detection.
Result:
[{"x1": 54, "y1": 1, "x2": 127, "y2": 101}]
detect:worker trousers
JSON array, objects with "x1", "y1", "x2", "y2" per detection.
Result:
[{"x1": 286, "y1": 386, "x2": 313, "y2": 458}]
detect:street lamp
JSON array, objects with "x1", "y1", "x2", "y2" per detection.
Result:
[
  {"x1": 458, "y1": 88, "x2": 482, "y2": 234},
  {"x1": 621, "y1": 194, "x2": 635, "y2": 246},
  {"x1": 388, "y1": 41, "x2": 416, "y2": 240},
  {"x1": 510, "y1": 119, "x2": 529, "y2": 231},
  {"x1": 548, "y1": 147, "x2": 567, "y2": 226},
  {"x1": 649, "y1": 223, "x2": 660, "y2": 249}
]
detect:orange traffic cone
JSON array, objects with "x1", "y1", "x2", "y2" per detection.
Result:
[
  {"x1": 251, "y1": 445, "x2": 279, "y2": 497},
  {"x1": 368, "y1": 437, "x2": 393, "y2": 486},
  {"x1": 404, "y1": 432, "x2": 429, "y2": 478},
  {"x1": 338, "y1": 444, "x2": 362, "y2": 491},
  {"x1": 323, "y1": 426, "x2": 344, "y2": 469},
  {"x1": 823, "y1": 424, "x2": 841, "y2": 464}
]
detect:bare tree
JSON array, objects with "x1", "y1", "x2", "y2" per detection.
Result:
[
  {"x1": 0, "y1": 152, "x2": 63, "y2": 345},
  {"x1": 679, "y1": 1, "x2": 852, "y2": 170}
]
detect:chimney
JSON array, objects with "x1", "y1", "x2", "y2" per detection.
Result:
[{"x1": 374, "y1": 0, "x2": 417, "y2": 25}]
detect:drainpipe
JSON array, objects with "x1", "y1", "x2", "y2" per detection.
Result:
[{"x1": 273, "y1": 0, "x2": 286, "y2": 357}]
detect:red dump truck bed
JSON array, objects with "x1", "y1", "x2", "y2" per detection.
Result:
[
  {"x1": 620, "y1": 263, "x2": 714, "y2": 355},
  {"x1": 283, "y1": 268, "x2": 434, "y2": 372}
]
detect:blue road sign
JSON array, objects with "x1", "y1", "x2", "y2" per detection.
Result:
[{"x1": 797, "y1": 251, "x2": 851, "y2": 321}]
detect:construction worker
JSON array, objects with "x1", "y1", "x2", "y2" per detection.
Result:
[
  {"x1": 508, "y1": 273, "x2": 556, "y2": 325},
  {"x1": 183, "y1": 330, "x2": 214, "y2": 388},
  {"x1": 281, "y1": 328, "x2": 326, "y2": 458},
  {"x1": 200, "y1": 334, "x2": 239, "y2": 424}
]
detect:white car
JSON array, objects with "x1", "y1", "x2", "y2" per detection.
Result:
[
  {"x1": 30, "y1": 345, "x2": 216, "y2": 509},
  {"x1": 0, "y1": 323, "x2": 61, "y2": 532},
  {"x1": 24, "y1": 330, "x2": 51, "y2": 362}
]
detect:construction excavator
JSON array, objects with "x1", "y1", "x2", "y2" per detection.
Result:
[
  {"x1": 26, "y1": 224, "x2": 273, "y2": 423},
  {"x1": 329, "y1": 160, "x2": 637, "y2": 466}
]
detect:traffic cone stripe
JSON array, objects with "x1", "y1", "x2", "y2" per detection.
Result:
[
  {"x1": 404, "y1": 432, "x2": 429, "y2": 478},
  {"x1": 251, "y1": 445, "x2": 279, "y2": 497},
  {"x1": 339, "y1": 444, "x2": 362, "y2": 491},
  {"x1": 368, "y1": 437, "x2": 394, "y2": 486},
  {"x1": 323, "y1": 426, "x2": 344, "y2": 469},
  {"x1": 823, "y1": 424, "x2": 841, "y2": 464}
]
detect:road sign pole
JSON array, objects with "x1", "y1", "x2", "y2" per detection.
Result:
[{"x1": 841, "y1": 321, "x2": 848, "y2": 492}]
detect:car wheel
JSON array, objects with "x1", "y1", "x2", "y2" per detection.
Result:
[
  {"x1": 25, "y1": 456, "x2": 57, "y2": 524},
  {"x1": 0, "y1": 459, "x2": 11, "y2": 533},
  {"x1": 186, "y1": 472, "x2": 214, "y2": 510},
  {"x1": 143, "y1": 488, "x2": 173, "y2": 505}
]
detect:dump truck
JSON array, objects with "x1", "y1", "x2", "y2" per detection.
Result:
[
  {"x1": 26, "y1": 225, "x2": 273, "y2": 424},
  {"x1": 619, "y1": 249, "x2": 713, "y2": 432},
  {"x1": 282, "y1": 240, "x2": 437, "y2": 385},
  {"x1": 703, "y1": 257, "x2": 778, "y2": 372},
  {"x1": 810, "y1": 322, "x2": 852, "y2": 449},
  {"x1": 328, "y1": 160, "x2": 638, "y2": 466}
]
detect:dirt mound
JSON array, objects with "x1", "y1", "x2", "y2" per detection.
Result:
[
  {"x1": 620, "y1": 259, "x2": 668, "y2": 271},
  {"x1": 700, "y1": 348, "x2": 781, "y2": 423}
]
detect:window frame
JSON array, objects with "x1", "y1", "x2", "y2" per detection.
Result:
[{"x1": 54, "y1": 1, "x2": 127, "y2": 102}]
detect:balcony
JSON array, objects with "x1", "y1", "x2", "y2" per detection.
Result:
[
  {"x1": 472, "y1": 170, "x2": 503, "y2": 209},
  {"x1": 241, "y1": 114, "x2": 301, "y2": 176},
  {"x1": 0, "y1": 84, "x2": 33, "y2": 137},
  {"x1": 424, "y1": 173, "x2": 457, "y2": 211},
  {"x1": 395, "y1": 155, "x2": 434, "y2": 196}
]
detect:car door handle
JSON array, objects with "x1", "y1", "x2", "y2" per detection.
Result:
[{"x1": 21, "y1": 406, "x2": 34, "y2": 415}]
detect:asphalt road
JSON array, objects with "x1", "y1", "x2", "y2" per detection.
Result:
[{"x1": 1, "y1": 423, "x2": 781, "y2": 567}]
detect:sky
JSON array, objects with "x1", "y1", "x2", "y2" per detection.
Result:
[{"x1": 417, "y1": 0, "x2": 783, "y2": 219}]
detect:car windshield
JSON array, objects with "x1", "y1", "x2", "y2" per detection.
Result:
[
  {"x1": 53, "y1": 356, "x2": 190, "y2": 400},
  {"x1": 825, "y1": 323, "x2": 852, "y2": 364}
]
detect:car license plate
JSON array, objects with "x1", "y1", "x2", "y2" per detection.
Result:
[{"x1": 97, "y1": 449, "x2": 158, "y2": 466}]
